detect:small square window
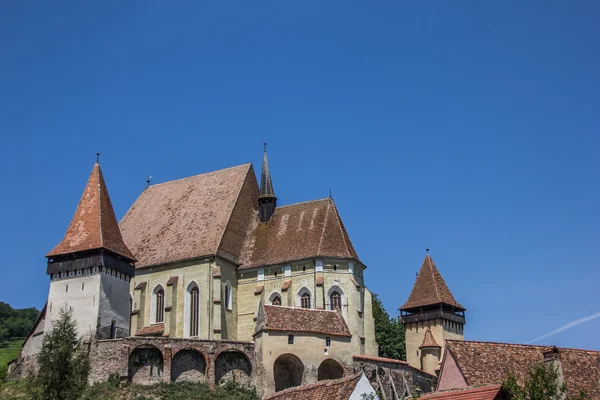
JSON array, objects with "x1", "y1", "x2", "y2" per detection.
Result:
[
  {"x1": 326, "y1": 337, "x2": 331, "y2": 347},
  {"x1": 288, "y1": 334, "x2": 294, "y2": 345}
]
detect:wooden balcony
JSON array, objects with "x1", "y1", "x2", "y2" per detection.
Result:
[{"x1": 400, "y1": 309, "x2": 466, "y2": 325}]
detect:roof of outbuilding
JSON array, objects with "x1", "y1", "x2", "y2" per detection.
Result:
[
  {"x1": 421, "y1": 384, "x2": 504, "y2": 400},
  {"x1": 263, "y1": 373, "x2": 362, "y2": 400},
  {"x1": 239, "y1": 198, "x2": 359, "y2": 268},
  {"x1": 260, "y1": 305, "x2": 351, "y2": 337},
  {"x1": 119, "y1": 163, "x2": 258, "y2": 268},
  {"x1": 444, "y1": 340, "x2": 600, "y2": 399},
  {"x1": 47, "y1": 163, "x2": 135, "y2": 261},
  {"x1": 400, "y1": 255, "x2": 464, "y2": 311},
  {"x1": 135, "y1": 324, "x2": 164, "y2": 337}
]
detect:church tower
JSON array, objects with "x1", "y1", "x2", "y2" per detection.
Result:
[
  {"x1": 400, "y1": 253, "x2": 465, "y2": 375},
  {"x1": 258, "y1": 143, "x2": 276, "y2": 222},
  {"x1": 45, "y1": 158, "x2": 136, "y2": 340}
]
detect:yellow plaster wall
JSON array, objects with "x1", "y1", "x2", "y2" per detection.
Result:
[{"x1": 405, "y1": 319, "x2": 464, "y2": 372}]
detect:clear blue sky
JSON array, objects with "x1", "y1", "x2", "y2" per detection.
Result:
[{"x1": 1, "y1": 2, "x2": 598, "y2": 350}]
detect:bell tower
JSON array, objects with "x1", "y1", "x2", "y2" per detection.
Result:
[
  {"x1": 400, "y1": 253, "x2": 465, "y2": 375},
  {"x1": 258, "y1": 142, "x2": 277, "y2": 222},
  {"x1": 45, "y1": 157, "x2": 136, "y2": 340}
]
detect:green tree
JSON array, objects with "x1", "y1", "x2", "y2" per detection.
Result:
[
  {"x1": 502, "y1": 364, "x2": 590, "y2": 400},
  {"x1": 30, "y1": 307, "x2": 90, "y2": 400},
  {"x1": 0, "y1": 302, "x2": 39, "y2": 342},
  {"x1": 372, "y1": 293, "x2": 406, "y2": 361}
]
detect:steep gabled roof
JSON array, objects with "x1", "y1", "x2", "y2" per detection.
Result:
[
  {"x1": 259, "y1": 305, "x2": 351, "y2": 337},
  {"x1": 47, "y1": 163, "x2": 135, "y2": 261},
  {"x1": 264, "y1": 373, "x2": 362, "y2": 400},
  {"x1": 401, "y1": 255, "x2": 464, "y2": 311},
  {"x1": 420, "y1": 326, "x2": 441, "y2": 348},
  {"x1": 239, "y1": 198, "x2": 359, "y2": 268},
  {"x1": 421, "y1": 384, "x2": 505, "y2": 400},
  {"x1": 119, "y1": 163, "x2": 258, "y2": 268},
  {"x1": 443, "y1": 340, "x2": 600, "y2": 399}
]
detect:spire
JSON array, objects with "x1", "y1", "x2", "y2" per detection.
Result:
[
  {"x1": 46, "y1": 161, "x2": 136, "y2": 261},
  {"x1": 419, "y1": 326, "x2": 441, "y2": 349},
  {"x1": 400, "y1": 254, "x2": 464, "y2": 311},
  {"x1": 259, "y1": 142, "x2": 277, "y2": 222}
]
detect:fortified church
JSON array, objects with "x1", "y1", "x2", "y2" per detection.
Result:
[{"x1": 15, "y1": 146, "x2": 466, "y2": 396}]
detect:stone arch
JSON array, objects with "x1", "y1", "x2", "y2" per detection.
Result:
[
  {"x1": 128, "y1": 345, "x2": 164, "y2": 384},
  {"x1": 214, "y1": 349, "x2": 252, "y2": 386},
  {"x1": 317, "y1": 358, "x2": 344, "y2": 380},
  {"x1": 171, "y1": 348, "x2": 207, "y2": 383},
  {"x1": 327, "y1": 285, "x2": 347, "y2": 317},
  {"x1": 268, "y1": 291, "x2": 282, "y2": 306},
  {"x1": 295, "y1": 286, "x2": 312, "y2": 308},
  {"x1": 274, "y1": 353, "x2": 304, "y2": 392}
]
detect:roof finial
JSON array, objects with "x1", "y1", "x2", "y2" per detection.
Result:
[
  {"x1": 264, "y1": 141, "x2": 267, "y2": 153},
  {"x1": 426, "y1": 248, "x2": 430, "y2": 255},
  {"x1": 146, "y1": 175, "x2": 152, "y2": 188},
  {"x1": 329, "y1": 189, "x2": 332, "y2": 199},
  {"x1": 96, "y1": 152, "x2": 100, "y2": 163}
]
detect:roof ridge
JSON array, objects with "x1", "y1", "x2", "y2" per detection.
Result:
[
  {"x1": 264, "y1": 304, "x2": 341, "y2": 313},
  {"x1": 264, "y1": 372, "x2": 362, "y2": 399},
  {"x1": 428, "y1": 256, "x2": 442, "y2": 303},
  {"x1": 328, "y1": 198, "x2": 353, "y2": 257},
  {"x1": 147, "y1": 163, "x2": 252, "y2": 189},
  {"x1": 276, "y1": 197, "x2": 331, "y2": 209},
  {"x1": 96, "y1": 164, "x2": 104, "y2": 245}
]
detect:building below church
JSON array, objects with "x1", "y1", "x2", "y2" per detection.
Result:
[{"x1": 14, "y1": 147, "x2": 440, "y2": 397}]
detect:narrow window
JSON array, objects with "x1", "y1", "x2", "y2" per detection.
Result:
[
  {"x1": 288, "y1": 334, "x2": 294, "y2": 344},
  {"x1": 333, "y1": 265, "x2": 337, "y2": 271},
  {"x1": 302, "y1": 266, "x2": 306, "y2": 272},
  {"x1": 190, "y1": 286, "x2": 199, "y2": 336},
  {"x1": 66, "y1": 284, "x2": 68, "y2": 293},
  {"x1": 82, "y1": 282, "x2": 84, "y2": 290},
  {"x1": 326, "y1": 337, "x2": 331, "y2": 347},
  {"x1": 330, "y1": 291, "x2": 342, "y2": 310},
  {"x1": 156, "y1": 289, "x2": 165, "y2": 323},
  {"x1": 274, "y1": 271, "x2": 278, "y2": 277},
  {"x1": 272, "y1": 295, "x2": 281, "y2": 306},
  {"x1": 301, "y1": 292, "x2": 311, "y2": 309},
  {"x1": 110, "y1": 320, "x2": 117, "y2": 339}
]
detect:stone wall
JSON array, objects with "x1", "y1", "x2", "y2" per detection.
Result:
[{"x1": 88, "y1": 337, "x2": 255, "y2": 389}]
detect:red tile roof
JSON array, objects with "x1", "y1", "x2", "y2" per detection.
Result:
[
  {"x1": 401, "y1": 255, "x2": 464, "y2": 311},
  {"x1": 282, "y1": 280, "x2": 291, "y2": 290},
  {"x1": 353, "y1": 355, "x2": 409, "y2": 366},
  {"x1": 135, "y1": 324, "x2": 164, "y2": 337},
  {"x1": 421, "y1": 384, "x2": 504, "y2": 400},
  {"x1": 239, "y1": 198, "x2": 359, "y2": 269},
  {"x1": 166, "y1": 276, "x2": 178, "y2": 286},
  {"x1": 254, "y1": 285, "x2": 264, "y2": 295},
  {"x1": 212, "y1": 266, "x2": 221, "y2": 278},
  {"x1": 47, "y1": 163, "x2": 135, "y2": 261},
  {"x1": 119, "y1": 164, "x2": 259, "y2": 268},
  {"x1": 261, "y1": 305, "x2": 351, "y2": 337},
  {"x1": 316, "y1": 274, "x2": 324, "y2": 285},
  {"x1": 444, "y1": 340, "x2": 600, "y2": 399},
  {"x1": 420, "y1": 326, "x2": 441, "y2": 348},
  {"x1": 264, "y1": 373, "x2": 361, "y2": 400}
]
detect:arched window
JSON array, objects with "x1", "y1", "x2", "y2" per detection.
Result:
[
  {"x1": 156, "y1": 289, "x2": 164, "y2": 323},
  {"x1": 330, "y1": 291, "x2": 342, "y2": 310},
  {"x1": 224, "y1": 281, "x2": 233, "y2": 310},
  {"x1": 272, "y1": 296, "x2": 281, "y2": 306},
  {"x1": 190, "y1": 286, "x2": 199, "y2": 336},
  {"x1": 301, "y1": 293, "x2": 310, "y2": 309}
]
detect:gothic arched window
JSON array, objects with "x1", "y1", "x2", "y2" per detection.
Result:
[
  {"x1": 330, "y1": 291, "x2": 342, "y2": 311},
  {"x1": 272, "y1": 296, "x2": 281, "y2": 306},
  {"x1": 156, "y1": 289, "x2": 165, "y2": 323},
  {"x1": 190, "y1": 286, "x2": 199, "y2": 336},
  {"x1": 301, "y1": 292, "x2": 311, "y2": 309}
]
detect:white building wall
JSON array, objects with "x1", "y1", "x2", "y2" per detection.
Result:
[{"x1": 98, "y1": 272, "x2": 132, "y2": 338}]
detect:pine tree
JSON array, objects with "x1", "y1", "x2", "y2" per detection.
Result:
[
  {"x1": 31, "y1": 307, "x2": 90, "y2": 400},
  {"x1": 372, "y1": 293, "x2": 406, "y2": 361}
]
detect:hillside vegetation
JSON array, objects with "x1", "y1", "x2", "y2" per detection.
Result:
[
  {"x1": 0, "y1": 338, "x2": 24, "y2": 368},
  {"x1": 0, "y1": 302, "x2": 39, "y2": 343}
]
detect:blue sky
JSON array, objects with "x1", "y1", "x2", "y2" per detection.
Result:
[{"x1": 1, "y1": 2, "x2": 599, "y2": 350}]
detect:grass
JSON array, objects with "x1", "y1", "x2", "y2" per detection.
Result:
[{"x1": 0, "y1": 338, "x2": 24, "y2": 368}]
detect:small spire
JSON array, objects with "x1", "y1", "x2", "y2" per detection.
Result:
[
  {"x1": 264, "y1": 141, "x2": 267, "y2": 152},
  {"x1": 259, "y1": 143, "x2": 277, "y2": 222},
  {"x1": 96, "y1": 152, "x2": 100, "y2": 163},
  {"x1": 146, "y1": 175, "x2": 152, "y2": 188},
  {"x1": 426, "y1": 248, "x2": 430, "y2": 255},
  {"x1": 329, "y1": 189, "x2": 332, "y2": 199}
]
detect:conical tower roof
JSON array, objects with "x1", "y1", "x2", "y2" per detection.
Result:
[
  {"x1": 400, "y1": 255, "x2": 464, "y2": 311},
  {"x1": 259, "y1": 143, "x2": 275, "y2": 199},
  {"x1": 419, "y1": 326, "x2": 441, "y2": 348},
  {"x1": 46, "y1": 162, "x2": 135, "y2": 261}
]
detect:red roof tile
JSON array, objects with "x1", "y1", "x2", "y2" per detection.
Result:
[
  {"x1": 119, "y1": 164, "x2": 258, "y2": 268},
  {"x1": 350, "y1": 276, "x2": 361, "y2": 287},
  {"x1": 239, "y1": 198, "x2": 359, "y2": 269},
  {"x1": 282, "y1": 280, "x2": 291, "y2": 290},
  {"x1": 353, "y1": 355, "x2": 409, "y2": 366},
  {"x1": 254, "y1": 285, "x2": 264, "y2": 295},
  {"x1": 421, "y1": 384, "x2": 504, "y2": 400},
  {"x1": 261, "y1": 305, "x2": 351, "y2": 337},
  {"x1": 316, "y1": 274, "x2": 324, "y2": 285},
  {"x1": 264, "y1": 373, "x2": 361, "y2": 400},
  {"x1": 47, "y1": 163, "x2": 135, "y2": 261},
  {"x1": 212, "y1": 266, "x2": 221, "y2": 278},
  {"x1": 166, "y1": 276, "x2": 178, "y2": 286},
  {"x1": 134, "y1": 281, "x2": 146, "y2": 290},
  {"x1": 444, "y1": 340, "x2": 600, "y2": 399},
  {"x1": 401, "y1": 255, "x2": 464, "y2": 311},
  {"x1": 135, "y1": 324, "x2": 164, "y2": 337},
  {"x1": 420, "y1": 326, "x2": 441, "y2": 348}
]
